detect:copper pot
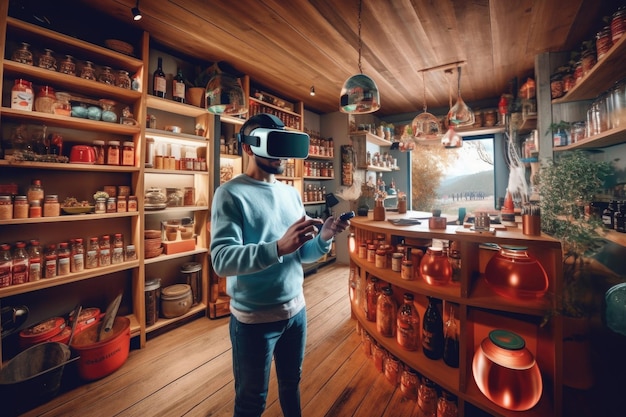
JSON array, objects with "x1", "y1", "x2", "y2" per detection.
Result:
[{"x1": 472, "y1": 329, "x2": 542, "y2": 411}]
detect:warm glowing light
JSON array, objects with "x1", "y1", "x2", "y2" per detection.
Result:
[{"x1": 349, "y1": 233, "x2": 356, "y2": 253}]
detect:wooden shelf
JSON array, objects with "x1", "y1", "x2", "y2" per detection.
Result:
[
  {"x1": 553, "y1": 125, "x2": 626, "y2": 151},
  {"x1": 145, "y1": 128, "x2": 208, "y2": 142},
  {"x1": 145, "y1": 303, "x2": 207, "y2": 334},
  {"x1": 306, "y1": 154, "x2": 334, "y2": 160},
  {"x1": 0, "y1": 159, "x2": 140, "y2": 173},
  {"x1": 146, "y1": 96, "x2": 208, "y2": 118},
  {"x1": 350, "y1": 131, "x2": 393, "y2": 146},
  {"x1": 552, "y1": 35, "x2": 626, "y2": 104}
]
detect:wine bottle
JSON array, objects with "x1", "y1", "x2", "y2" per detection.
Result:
[
  {"x1": 153, "y1": 57, "x2": 166, "y2": 98},
  {"x1": 422, "y1": 297, "x2": 444, "y2": 360},
  {"x1": 172, "y1": 67, "x2": 185, "y2": 103}
]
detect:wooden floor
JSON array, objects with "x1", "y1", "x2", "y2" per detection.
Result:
[{"x1": 15, "y1": 263, "x2": 423, "y2": 417}]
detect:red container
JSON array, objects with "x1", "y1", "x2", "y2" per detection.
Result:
[
  {"x1": 484, "y1": 245, "x2": 549, "y2": 300},
  {"x1": 420, "y1": 247, "x2": 452, "y2": 286},
  {"x1": 70, "y1": 316, "x2": 130, "y2": 380},
  {"x1": 19, "y1": 317, "x2": 66, "y2": 349}
]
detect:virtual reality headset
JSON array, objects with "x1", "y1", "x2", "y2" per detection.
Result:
[{"x1": 238, "y1": 114, "x2": 310, "y2": 159}]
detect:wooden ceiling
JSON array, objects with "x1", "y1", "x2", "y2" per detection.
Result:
[{"x1": 74, "y1": 0, "x2": 614, "y2": 117}]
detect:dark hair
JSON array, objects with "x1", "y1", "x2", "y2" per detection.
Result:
[{"x1": 240, "y1": 113, "x2": 285, "y2": 136}]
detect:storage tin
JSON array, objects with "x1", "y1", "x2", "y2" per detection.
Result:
[{"x1": 160, "y1": 284, "x2": 192, "y2": 318}]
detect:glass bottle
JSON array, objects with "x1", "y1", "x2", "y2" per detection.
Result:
[
  {"x1": 437, "y1": 391, "x2": 459, "y2": 417},
  {"x1": 57, "y1": 242, "x2": 71, "y2": 276},
  {"x1": 376, "y1": 285, "x2": 397, "y2": 337},
  {"x1": 420, "y1": 247, "x2": 452, "y2": 286},
  {"x1": 615, "y1": 201, "x2": 626, "y2": 233},
  {"x1": 38, "y1": 48, "x2": 56, "y2": 70},
  {"x1": 384, "y1": 355, "x2": 400, "y2": 386},
  {"x1": 59, "y1": 54, "x2": 76, "y2": 75},
  {"x1": 115, "y1": 70, "x2": 131, "y2": 89},
  {"x1": 417, "y1": 377, "x2": 438, "y2": 417},
  {"x1": 0, "y1": 244, "x2": 12, "y2": 287},
  {"x1": 93, "y1": 140, "x2": 106, "y2": 165},
  {"x1": 99, "y1": 235, "x2": 111, "y2": 266},
  {"x1": 365, "y1": 276, "x2": 380, "y2": 322},
  {"x1": 400, "y1": 367, "x2": 419, "y2": 401},
  {"x1": 44, "y1": 244, "x2": 57, "y2": 279},
  {"x1": 11, "y1": 241, "x2": 29, "y2": 285},
  {"x1": 422, "y1": 297, "x2": 444, "y2": 360},
  {"x1": 443, "y1": 306, "x2": 459, "y2": 368},
  {"x1": 86, "y1": 237, "x2": 99, "y2": 269},
  {"x1": 173, "y1": 67, "x2": 186, "y2": 102},
  {"x1": 80, "y1": 60, "x2": 97, "y2": 80},
  {"x1": 112, "y1": 233, "x2": 124, "y2": 264},
  {"x1": 11, "y1": 42, "x2": 33, "y2": 65},
  {"x1": 448, "y1": 241, "x2": 462, "y2": 285},
  {"x1": 153, "y1": 57, "x2": 166, "y2": 97},
  {"x1": 28, "y1": 239, "x2": 42, "y2": 281},
  {"x1": 397, "y1": 292, "x2": 420, "y2": 351},
  {"x1": 98, "y1": 66, "x2": 115, "y2": 85},
  {"x1": 71, "y1": 238, "x2": 85, "y2": 273}
]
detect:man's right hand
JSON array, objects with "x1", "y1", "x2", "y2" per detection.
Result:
[{"x1": 277, "y1": 216, "x2": 324, "y2": 257}]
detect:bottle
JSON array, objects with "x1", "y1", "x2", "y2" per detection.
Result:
[
  {"x1": 86, "y1": 237, "x2": 99, "y2": 269},
  {"x1": 0, "y1": 244, "x2": 12, "y2": 287},
  {"x1": 172, "y1": 68, "x2": 185, "y2": 103},
  {"x1": 422, "y1": 297, "x2": 444, "y2": 360},
  {"x1": 28, "y1": 239, "x2": 42, "y2": 281},
  {"x1": 615, "y1": 201, "x2": 626, "y2": 233},
  {"x1": 602, "y1": 200, "x2": 617, "y2": 229},
  {"x1": 11, "y1": 241, "x2": 29, "y2": 285},
  {"x1": 99, "y1": 235, "x2": 111, "y2": 266},
  {"x1": 112, "y1": 233, "x2": 124, "y2": 264},
  {"x1": 27, "y1": 179, "x2": 44, "y2": 204},
  {"x1": 443, "y1": 306, "x2": 459, "y2": 368},
  {"x1": 153, "y1": 57, "x2": 167, "y2": 98},
  {"x1": 365, "y1": 277, "x2": 380, "y2": 322},
  {"x1": 397, "y1": 292, "x2": 420, "y2": 350},
  {"x1": 376, "y1": 286, "x2": 397, "y2": 337},
  {"x1": 44, "y1": 244, "x2": 58, "y2": 278},
  {"x1": 71, "y1": 238, "x2": 85, "y2": 273},
  {"x1": 57, "y1": 242, "x2": 71, "y2": 276},
  {"x1": 437, "y1": 391, "x2": 459, "y2": 417}
]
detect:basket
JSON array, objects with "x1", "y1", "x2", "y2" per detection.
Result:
[
  {"x1": 144, "y1": 229, "x2": 161, "y2": 239},
  {"x1": 104, "y1": 39, "x2": 134, "y2": 55},
  {"x1": 144, "y1": 237, "x2": 162, "y2": 251},
  {"x1": 145, "y1": 246, "x2": 163, "y2": 259}
]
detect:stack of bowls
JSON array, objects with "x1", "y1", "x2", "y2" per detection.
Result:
[{"x1": 144, "y1": 230, "x2": 162, "y2": 258}]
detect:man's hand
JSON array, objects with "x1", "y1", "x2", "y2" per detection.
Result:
[
  {"x1": 320, "y1": 215, "x2": 350, "y2": 241},
  {"x1": 277, "y1": 216, "x2": 324, "y2": 257}
]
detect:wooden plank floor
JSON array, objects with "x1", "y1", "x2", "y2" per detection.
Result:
[{"x1": 15, "y1": 263, "x2": 422, "y2": 417}]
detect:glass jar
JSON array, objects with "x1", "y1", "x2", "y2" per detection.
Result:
[
  {"x1": 376, "y1": 286, "x2": 397, "y2": 337},
  {"x1": 418, "y1": 377, "x2": 438, "y2": 417},
  {"x1": 99, "y1": 235, "x2": 111, "y2": 266},
  {"x1": 12, "y1": 241, "x2": 29, "y2": 284},
  {"x1": 128, "y1": 196, "x2": 138, "y2": 212},
  {"x1": 400, "y1": 368, "x2": 419, "y2": 400},
  {"x1": 112, "y1": 233, "x2": 124, "y2": 264},
  {"x1": 484, "y1": 245, "x2": 549, "y2": 300},
  {"x1": 0, "y1": 196, "x2": 13, "y2": 220},
  {"x1": 448, "y1": 241, "x2": 462, "y2": 285},
  {"x1": 57, "y1": 242, "x2": 70, "y2": 276},
  {"x1": 550, "y1": 72, "x2": 564, "y2": 99},
  {"x1": 366, "y1": 243, "x2": 377, "y2": 263},
  {"x1": 11, "y1": 42, "x2": 33, "y2": 65},
  {"x1": 420, "y1": 247, "x2": 452, "y2": 286},
  {"x1": 384, "y1": 355, "x2": 400, "y2": 386},
  {"x1": 184, "y1": 187, "x2": 195, "y2": 206},
  {"x1": 437, "y1": 391, "x2": 459, "y2": 417},
  {"x1": 106, "y1": 197, "x2": 117, "y2": 213},
  {"x1": 0, "y1": 244, "x2": 12, "y2": 287},
  {"x1": 365, "y1": 277, "x2": 380, "y2": 322},
  {"x1": 59, "y1": 54, "x2": 76, "y2": 75},
  {"x1": 125, "y1": 245, "x2": 137, "y2": 261},
  {"x1": 581, "y1": 49, "x2": 596, "y2": 77},
  {"x1": 28, "y1": 240, "x2": 42, "y2": 281},
  {"x1": 372, "y1": 343, "x2": 386, "y2": 373},
  {"x1": 596, "y1": 26, "x2": 613, "y2": 60},
  {"x1": 100, "y1": 100, "x2": 118, "y2": 123},
  {"x1": 29, "y1": 201, "x2": 42, "y2": 218},
  {"x1": 34, "y1": 85, "x2": 57, "y2": 114},
  {"x1": 115, "y1": 70, "x2": 131, "y2": 89},
  {"x1": 71, "y1": 238, "x2": 85, "y2": 273},
  {"x1": 13, "y1": 195, "x2": 28, "y2": 219},
  {"x1": 93, "y1": 140, "x2": 106, "y2": 165},
  {"x1": 397, "y1": 293, "x2": 420, "y2": 351},
  {"x1": 612, "y1": 6, "x2": 626, "y2": 43},
  {"x1": 375, "y1": 248, "x2": 387, "y2": 269},
  {"x1": 38, "y1": 48, "x2": 56, "y2": 70},
  {"x1": 43, "y1": 195, "x2": 60, "y2": 217},
  {"x1": 122, "y1": 141, "x2": 135, "y2": 166},
  {"x1": 80, "y1": 60, "x2": 97, "y2": 80},
  {"x1": 86, "y1": 237, "x2": 99, "y2": 269},
  {"x1": 11, "y1": 79, "x2": 34, "y2": 111},
  {"x1": 52, "y1": 92, "x2": 71, "y2": 116},
  {"x1": 98, "y1": 66, "x2": 115, "y2": 85},
  {"x1": 44, "y1": 244, "x2": 58, "y2": 279},
  {"x1": 116, "y1": 195, "x2": 127, "y2": 212},
  {"x1": 401, "y1": 258, "x2": 414, "y2": 281},
  {"x1": 94, "y1": 197, "x2": 106, "y2": 214},
  {"x1": 570, "y1": 120, "x2": 586, "y2": 144},
  {"x1": 107, "y1": 140, "x2": 120, "y2": 165}
]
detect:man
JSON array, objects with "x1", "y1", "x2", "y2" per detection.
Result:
[{"x1": 210, "y1": 113, "x2": 350, "y2": 417}]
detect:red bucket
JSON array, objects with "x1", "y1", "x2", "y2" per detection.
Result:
[{"x1": 70, "y1": 316, "x2": 130, "y2": 381}]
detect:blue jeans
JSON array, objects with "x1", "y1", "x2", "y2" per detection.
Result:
[{"x1": 230, "y1": 307, "x2": 306, "y2": 417}]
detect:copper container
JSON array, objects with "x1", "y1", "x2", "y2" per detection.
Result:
[
  {"x1": 484, "y1": 245, "x2": 548, "y2": 300},
  {"x1": 472, "y1": 329, "x2": 542, "y2": 411}
]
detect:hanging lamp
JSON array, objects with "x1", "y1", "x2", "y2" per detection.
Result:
[
  {"x1": 339, "y1": 0, "x2": 380, "y2": 114},
  {"x1": 447, "y1": 66, "x2": 474, "y2": 127},
  {"x1": 411, "y1": 71, "x2": 441, "y2": 142},
  {"x1": 205, "y1": 63, "x2": 248, "y2": 116}
]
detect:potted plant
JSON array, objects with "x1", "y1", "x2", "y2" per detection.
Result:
[
  {"x1": 537, "y1": 150, "x2": 616, "y2": 388},
  {"x1": 546, "y1": 121, "x2": 571, "y2": 147},
  {"x1": 184, "y1": 64, "x2": 215, "y2": 108}
]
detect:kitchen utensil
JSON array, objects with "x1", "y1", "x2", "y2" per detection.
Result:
[
  {"x1": 98, "y1": 293, "x2": 122, "y2": 342},
  {"x1": 67, "y1": 305, "x2": 82, "y2": 346},
  {"x1": 1, "y1": 305, "x2": 29, "y2": 338}
]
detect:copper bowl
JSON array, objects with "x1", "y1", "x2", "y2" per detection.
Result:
[{"x1": 472, "y1": 329, "x2": 542, "y2": 411}]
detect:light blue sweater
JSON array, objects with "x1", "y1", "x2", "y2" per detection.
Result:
[{"x1": 210, "y1": 174, "x2": 331, "y2": 312}]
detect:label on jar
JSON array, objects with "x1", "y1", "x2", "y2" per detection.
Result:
[
  {"x1": 58, "y1": 257, "x2": 70, "y2": 275},
  {"x1": 86, "y1": 250, "x2": 98, "y2": 269},
  {"x1": 29, "y1": 261, "x2": 41, "y2": 281},
  {"x1": 11, "y1": 86, "x2": 33, "y2": 110},
  {"x1": 72, "y1": 254, "x2": 84, "y2": 272}
]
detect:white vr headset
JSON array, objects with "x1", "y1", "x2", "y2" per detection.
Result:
[{"x1": 238, "y1": 114, "x2": 310, "y2": 159}]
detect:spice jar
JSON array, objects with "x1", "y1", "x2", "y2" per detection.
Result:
[
  {"x1": 128, "y1": 196, "x2": 138, "y2": 212},
  {"x1": 98, "y1": 66, "x2": 115, "y2": 85},
  {"x1": 184, "y1": 187, "x2": 195, "y2": 206},
  {"x1": 107, "y1": 140, "x2": 120, "y2": 165},
  {"x1": 38, "y1": 49, "x2": 56, "y2": 70},
  {"x1": 59, "y1": 55, "x2": 76, "y2": 75},
  {"x1": 391, "y1": 252, "x2": 403, "y2": 272},
  {"x1": 71, "y1": 238, "x2": 85, "y2": 273},
  {"x1": 596, "y1": 26, "x2": 613, "y2": 60},
  {"x1": 44, "y1": 244, "x2": 58, "y2": 278},
  {"x1": 612, "y1": 6, "x2": 626, "y2": 43},
  {"x1": 11, "y1": 79, "x2": 34, "y2": 111},
  {"x1": 80, "y1": 60, "x2": 97, "y2": 80},
  {"x1": 35, "y1": 85, "x2": 57, "y2": 114},
  {"x1": 121, "y1": 141, "x2": 135, "y2": 166},
  {"x1": 43, "y1": 195, "x2": 60, "y2": 217},
  {"x1": 57, "y1": 242, "x2": 71, "y2": 276},
  {"x1": 115, "y1": 70, "x2": 132, "y2": 89},
  {"x1": 99, "y1": 235, "x2": 111, "y2": 266},
  {"x1": 28, "y1": 240, "x2": 42, "y2": 281},
  {"x1": 11, "y1": 42, "x2": 33, "y2": 65},
  {"x1": 93, "y1": 140, "x2": 106, "y2": 165},
  {"x1": 86, "y1": 237, "x2": 99, "y2": 269},
  {"x1": 366, "y1": 244, "x2": 377, "y2": 263},
  {"x1": 112, "y1": 233, "x2": 124, "y2": 264},
  {"x1": 375, "y1": 247, "x2": 387, "y2": 269},
  {"x1": 106, "y1": 197, "x2": 117, "y2": 213},
  {"x1": 0, "y1": 196, "x2": 13, "y2": 220},
  {"x1": 29, "y1": 200, "x2": 42, "y2": 218},
  {"x1": 376, "y1": 286, "x2": 397, "y2": 337},
  {"x1": 13, "y1": 195, "x2": 28, "y2": 219},
  {"x1": 116, "y1": 195, "x2": 127, "y2": 212}
]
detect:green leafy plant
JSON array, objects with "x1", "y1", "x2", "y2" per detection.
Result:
[
  {"x1": 537, "y1": 150, "x2": 615, "y2": 317},
  {"x1": 546, "y1": 121, "x2": 571, "y2": 136}
]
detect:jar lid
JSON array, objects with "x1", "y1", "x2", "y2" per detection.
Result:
[
  {"x1": 181, "y1": 262, "x2": 202, "y2": 273},
  {"x1": 0, "y1": 195, "x2": 11, "y2": 201},
  {"x1": 45, "y1": 194, "x2": 58, "y2": 200},
  {"x1": 15, "y1": 195, "x2": 27, "y2": 201},
  {"x1": 161, "y1": 284, "x2": 191, "y2": 299},
  {"x1": 145, "y1": 278, "x2": 161, "y2": 291},
  {"x1": 123, "y1": 141, "x2": 134, "y2": 147},
  {"x1": 108, "y1": 140, "x2": 120, "y2": 146},
  {"x1": 19, "y1": 317, "x2": 66, "y2": 344},
  {"x1": 93, "y1": 140, "x2": 105, "y2": 145}
]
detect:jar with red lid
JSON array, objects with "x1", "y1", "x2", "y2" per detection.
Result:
[
  {"x1": 86, "y1": 237, "x2": 99, "y2": 269},
  {"x1": 71, "y1": 238, "x2": 85, "y2": 273},
  {"x1": 28, "y1": 239, "x2": 42, "y2": 281},
  {"x1": 99, "y1": 235, "x2": 111, "y2": 266},
  {"x1": 12, "y1": 241, "x2": 29, "y2": 284},
  {"x1": 0, "y1": 244, "x2": 12, "y2": 287},
  {"x1": 44, "y1": 244, "x2": 58, "y2": 278},
  {"x1": 11, "y1": 79, "x2": 34, "y2": 111},
  {"x1": 19, "y1": 316, "x2": 66, "y2": 349},
  {"x1": 581, "y1": 49, "x2": 596, "y2": 77},
  {"x1": 57, "y1": 242, "x2": 71, "y2": 276},
  {"x1": 35, "y1": 85, "x2": 57, "y2": 114},
  {"x1": 420, "y1": 247, "x2": 452, "y2": 286}
]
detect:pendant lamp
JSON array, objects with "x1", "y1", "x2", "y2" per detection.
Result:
[
  {"x1": 411, "y1": 72, "x2": 441, "y2": 141},
  {"x1": 205, "y1": 63, "x2": 248, "y2": 116},
  {"x1": 446, "y1": 66, "x2": 474, "y2": 127},
  {"x1": 340, "y1": 0, "x2": 380, "y2": 114}
]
